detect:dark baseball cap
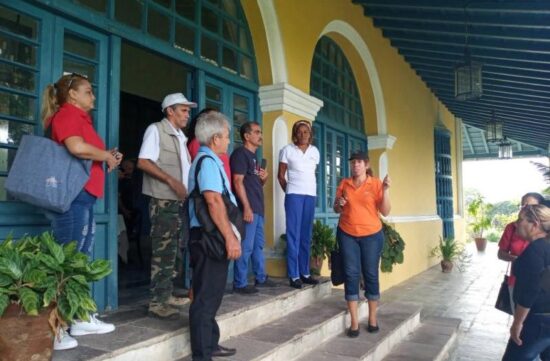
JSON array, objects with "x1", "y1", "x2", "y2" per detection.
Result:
[{"x1": 348, "y1": 151, "x2": 369, "y2": 161}]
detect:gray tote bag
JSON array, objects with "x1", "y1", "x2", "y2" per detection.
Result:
[{"x1": 6, "y1": 135, "x2": 92, "y2": 213}]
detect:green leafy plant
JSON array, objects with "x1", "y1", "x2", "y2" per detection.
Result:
[
  {"x1": 429, "y1": 237, "x2": 470, "y2": 272},
  {"x1": 381, "y1": 222, "x2": 405, "y2": 273},
  {"x1": 467, "y1": 194, "x2": 493, "y2": 239},
  {"x1": 0, "y1": 232, "x2": 112, "y2": 333},
  {"x1": 310, "y1": 220, "x2": 336, "y2": 261}
]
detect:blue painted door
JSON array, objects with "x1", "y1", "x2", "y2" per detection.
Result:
[
  {"x1": 54, "y1": 19, "x2": 118, "y2": 311},
  {"x1": 0, "y1": 1, "x2": 117, "y2": 310}
]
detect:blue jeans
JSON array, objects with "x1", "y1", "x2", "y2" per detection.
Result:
[
  {"x1": 50, "y1": 189, "x2": 97, "y2": 256},
  {"x1": 502, "y1": 313, "x2": 550, "y2": 361},
  {"x1": 285, "y1": 194, "x2": 316, "y2": 279},
  {"x1": 233, "y1": 213, "x2": 266, "y2": 288},
  {"x1": 337, "y1": 227, "x2": 384, "y2": 301}
]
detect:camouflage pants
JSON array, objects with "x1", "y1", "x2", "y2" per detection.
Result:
[{"x1": 149, "y1": 198, "x2": 183, "y2": 304}]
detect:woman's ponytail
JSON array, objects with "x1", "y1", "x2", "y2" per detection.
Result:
[{"x1": 41, "y1": 84, "x2": 58, "y2": 129}]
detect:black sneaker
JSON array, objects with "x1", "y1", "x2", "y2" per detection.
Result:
[
  {"x1": 289, "y1": 278, "x2": 303, "y2": 289},
  {"x1": 255, "y1": 277, "x2": 277, "y2": 288},
  {"x1": 233, "y1": 285, "x2": 259, "y2": 294},
  {"x1": 300, "y1": 275, "x2": 319, "y2": 285}
]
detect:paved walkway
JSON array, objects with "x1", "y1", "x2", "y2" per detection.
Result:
[{"x1": 382, "y1": 242, "x2": 510, "y2": 361}]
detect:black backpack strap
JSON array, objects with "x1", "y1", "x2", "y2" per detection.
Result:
[{"x1": 192, "y1": 154, "x2": 229, "y2": 196}]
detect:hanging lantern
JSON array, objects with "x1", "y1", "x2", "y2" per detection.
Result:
[
  {"x1": 498, "y1": 137, "x2": 513, "y2": 159},
  {"x1": 486, "y1": 110, "x2": 503, "y2": 143},
  {"x1": 455, "y1": 48, "x2": 483, "y2": 101}
]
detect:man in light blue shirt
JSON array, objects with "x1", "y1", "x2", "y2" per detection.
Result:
[{"x1": 187, "y1": 111, "x2": 241, "y2": 361}]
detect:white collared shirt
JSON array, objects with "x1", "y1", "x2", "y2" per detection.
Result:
[
  {"x1": 138, "y1": 119, "x2": 191, "y2": 188},
  {"x1": 279, "y1": 144, "x2": 319, "y2": 196}
]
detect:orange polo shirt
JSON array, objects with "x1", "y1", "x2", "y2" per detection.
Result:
[{"x1": 336, "y1": 176, "x2": 384, "y2": 237}]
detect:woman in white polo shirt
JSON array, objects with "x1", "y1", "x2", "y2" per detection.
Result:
[{"x1": 278, "y1": 120, "x2": 320, "y2": 289}]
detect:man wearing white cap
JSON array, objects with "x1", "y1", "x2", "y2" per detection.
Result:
[{"x1": 138, "y1": 92, "x2": 196, "y2": 319}]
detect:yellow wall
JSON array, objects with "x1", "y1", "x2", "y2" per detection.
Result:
[{"x1": 241, "y1": 0, "x2": 464, "y2": 285}]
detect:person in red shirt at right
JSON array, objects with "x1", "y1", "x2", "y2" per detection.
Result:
[{"x1": 497, "y1": 192, "x2": 545, "y2": 312}]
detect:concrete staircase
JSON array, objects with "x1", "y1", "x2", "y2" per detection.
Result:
[{"x1": 53, "y1": 278, "x2": 460, "y2": 361}]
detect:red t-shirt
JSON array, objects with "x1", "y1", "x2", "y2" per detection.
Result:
[
  {"x1": 188, "y1": 138, "x2": 232, "y2": 187},
  {"x1": 498, "y1": 222, "x2": 530, "y2": 286},
  {"x1": 50, "y1": 103, "x2": 105, "y2": 198}
]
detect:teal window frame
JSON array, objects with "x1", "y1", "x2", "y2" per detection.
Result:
[
  {"x1": 61, "y1": 0, "x2": 257, "y2": 84},
  {"x1": 434, "y1": 128, "x2": 455, "y2": 239},
  {"x1": 311, "y1": 36, "x2": 368, "y2": 227}
]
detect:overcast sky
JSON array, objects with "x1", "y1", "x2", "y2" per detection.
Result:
[{"x1": 463, "y1": 157, "x2": 549, "y2": 203}]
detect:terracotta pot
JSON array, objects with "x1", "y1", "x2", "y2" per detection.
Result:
[
  {"x1": 310, "y1": 256, "x2": 324, "y2": 275},
  {"x1": 0, "y1": 304, "x2": 55, "y2": 361},
  {"x1": 441, "y1": 260, "x2": 454, "y2": 273},
  {"x1": 475, "y1": 237, "x2": 487, "y2": 252}
]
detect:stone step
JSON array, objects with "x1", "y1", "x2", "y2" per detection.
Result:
[
  {"x1": 294, "y1": 302, "x2": 422, "y2": 361},
  {"x1": 382, "y1": 316, "x2": 461, "y2": 361},
  {"x1": 52, "y1": 278, "x2": 332, "y2": 361},
  {"x1": 181, "y1": 289, "x2": 371, "y2": 361}
]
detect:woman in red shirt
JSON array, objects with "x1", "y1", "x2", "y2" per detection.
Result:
[
  {"x1": 41, "y1": 73, "x2": 120, "y2": 350},
  {"x1": 497, "y1": 192, "x2": 544, "y2": 312}
]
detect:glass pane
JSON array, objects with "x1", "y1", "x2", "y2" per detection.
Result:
[
  {"x1": 240, "y1": 56, "x2": 252, "y2": 79},
  {"x1": 205, "y1": 100, "x2": 220, "y2": 111},
  {"x1": 73, "y1": 0, "x2": 107, "y2": 13},
  {"x1": 0, "y1": 91, "x2": 35, "y2": 121},
  {"x1": 116, "y1": 0, "x2": 143, "y2": 29},
  {"x1": 239, "y1": 29, "x2": 249, "y2": 52},
  {"x1": 201, "y1": 6, "x2": 218, "y2": 33},
  {"x1": 223, "y1": 19, "x2": 238, "y2": 43},
  {"x1": 221, "y1": 0, "x2": 238, "y2": 18},
  {"x1": 206, "y1": 84, "x2": 221, "y2": 102},
  {"x1": 64, "y1": 33, "x2": 97, "y2": 60},
  {"x1": 148, "y1": 8, "x2": 170, "y2": 41},
  {"x1": 0, "y1": 6, "x2": 38, "y2": 40},
  {"x1": 0, "y1": 119, "x2": 33, "y2": 146},
  {"x1": 201, "y1": 36, "x2": 218, "y2": 65},
  {"x1": 63, "y1": 59, "x2": 96, "y2": 83},
  {"x1": 0, "y1": 64, "x2": 35, "y2": 92},
  {"x1": 222, "y1": 47, "x2": 236, "y2": 73},
  {"x1": 176, "y1": 0, "x2": 195, "y2": 20},
  {"x1": 233, "y1": 94, "x2": 248, "y2": 111},
  {"x1": 0, "y1": 34, "x2": 37, "y2": 66},
  {"x1": 233, "y1": 110, "x2": 247, "y2": 135},
  {"x1": 153, "y1": 0, "x2": 171, "y2": 8},
  {"x1": 0, "y1": 176, "x2": 8, "y2": 200},
  {"x1": 175, "y1": 22, "x2": 195, "y2": 54}
]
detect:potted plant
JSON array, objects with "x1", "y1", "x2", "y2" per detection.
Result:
[
  {"x1": 0, "y1": 232, "x2": 111, "y2": 361},
  {"x1": 381, "y1": 222, "x2": 405, "y2": 273},
  {"x1": 467, "y1": 195, "x2": 493, "y2": 252},
  {"x1": 310, "y1": 220, "x2": 336, "y2": 275},
  {"x1": 429, "y1": 237, "x2": 469, "y2": 273}
]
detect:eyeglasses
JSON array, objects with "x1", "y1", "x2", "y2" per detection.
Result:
[{"x1": 64, "y1": 72, "x2": 88, "y2": 89}]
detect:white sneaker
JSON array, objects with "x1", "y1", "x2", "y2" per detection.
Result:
[
  {"x1": 53, "y1": 329, "x2": 78, "y2": 350},
  {"x1": 70, "y1": 313, "x2": 116, "y2": 336}
]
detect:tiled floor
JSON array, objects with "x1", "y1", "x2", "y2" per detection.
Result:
[{"x1": 382, "y1": 242, "x2": 511, "y2": 361}]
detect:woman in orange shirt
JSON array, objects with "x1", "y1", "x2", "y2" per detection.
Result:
[{"x1": 333, "y1": 151, "x2": 391, "y2": 338}]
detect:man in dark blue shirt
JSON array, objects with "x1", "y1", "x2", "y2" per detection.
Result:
[{"x1": 230, "y1": 122, "x2": 275, "y2": 293}]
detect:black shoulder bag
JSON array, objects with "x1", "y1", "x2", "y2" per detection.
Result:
[{"x1": 184, "y1": 155, "x2": 245, "y2": 260}]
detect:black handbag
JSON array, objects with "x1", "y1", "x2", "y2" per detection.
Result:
[
  {"x1": 495, "y1": 273, "x2": 513, "y2": 315},
  {"x1": 188, "y1": 155, "x2": 245, "y2": 260},
  {"x1": 330, "y1": 242, "x2": 345, "y2": 286}
]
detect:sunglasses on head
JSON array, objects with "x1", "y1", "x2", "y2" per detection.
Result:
[{"x1": 63, "y1": 72, "x2": 88, "y2": 89}]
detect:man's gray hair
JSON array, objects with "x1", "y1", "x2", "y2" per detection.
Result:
[{"x1": 195, "y1": 111, "x2": 230, "y2": 145}]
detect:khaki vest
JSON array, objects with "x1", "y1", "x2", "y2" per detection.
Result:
[{"x1": 142, "y1": 119, "x2": 183, "y2": 200}]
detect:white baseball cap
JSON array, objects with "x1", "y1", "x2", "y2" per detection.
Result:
[{"x1": 161, "y1": 93, "x2": 197, "y2": 111}]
